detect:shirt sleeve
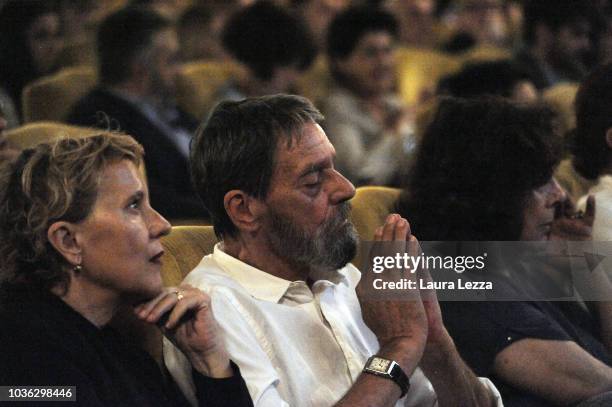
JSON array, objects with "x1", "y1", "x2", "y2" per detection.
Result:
[
  {"x1": 164, "y1": 288, "x2": 290, "y2": 407},
  {"x1": 441, "y1": 300, "x2": 572, "y2": 376}
]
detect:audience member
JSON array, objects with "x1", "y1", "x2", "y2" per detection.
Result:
[
  {"x1": 177, "y1": 5, "x2": 231, "y2": 61},
  {"x1": 441, "y1": 0, "x2": 509, "y2": 53},
  {"x1": 55, "y1": 0, "x2": 103, "y2": 67},
  {"x1": 67, "y1": 6, "x2": 204, "y2": 221},
  {"x1": 56, "y1": 0, "x2": 101, "y2": 42},
  {"x1": 383, "y1": 0, "x2": 439, "y2": 49},
  {"x1": 0, "y1": 0, "x2": 63, "y2": 121},
  {"x1": 438, "y1": 60, "x2": 538, "y2": 104},
  {"x1": 503, "y1": 0, "x2": 525, "y2": 50},
  {"x1": 514, "y1": 0, "x2": 594, "y2": 89},
  {"x1": 323, "y1": 6, "x2": 417, "y2": 187},
  {"x1": 215, "y1": 0, "x2": 316, "y2": 101},
  {"x1": 398, "y1": 96, "x2": 612, "y2": 406},
  {"x1": 291, "y1": 0, "x2": 349, "y2": 50},
  {"x1": 594, "y1": 12, "x2": 612, "y2": 65},
  {"x1": 0, "y1": 134, "x2": 252, "y2": 406},
  {"x1": 164, "y1": 94, "x2": 502, "y2": 406},
  {"x1": 56, "y1": 0, "x2": 105, "y2": 67},
  {"x1": 572, "y1": 64, "x2": 612, "y2": 241}
]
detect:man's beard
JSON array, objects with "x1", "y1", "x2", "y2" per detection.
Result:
[{"x1": 266, "y1": 202, "x2": 358, "y2": 273}]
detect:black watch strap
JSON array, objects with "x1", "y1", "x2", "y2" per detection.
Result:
[{"x1": 363, "y1": 356, "x2": 410, "y2": 398}]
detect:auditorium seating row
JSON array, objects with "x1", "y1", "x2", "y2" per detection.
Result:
[{"x1": 21, "y1": 45, "x2": 528, "y2": 124}]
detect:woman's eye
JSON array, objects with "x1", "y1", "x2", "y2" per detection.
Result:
[{"x1": 128, "y1": 199, "x2": 141, "y2": 209}]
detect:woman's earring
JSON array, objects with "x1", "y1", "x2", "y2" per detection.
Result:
[{"x1": 73, "y1": 264, "x2": 82, "y2": 273}]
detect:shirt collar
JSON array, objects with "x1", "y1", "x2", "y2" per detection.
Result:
[
  {"x1": 211, "y1": 243, "x2": 351, "y2": 302},
  {"x1": 212, "y1": 243, "x2": 292, "y2": 303}
]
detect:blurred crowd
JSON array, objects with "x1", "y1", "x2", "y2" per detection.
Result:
[{"x1": 0, "y1": 0, "x2": 609, "y2": 212}]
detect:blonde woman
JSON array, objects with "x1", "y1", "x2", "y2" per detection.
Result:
[{"x1": 0, "y1": 134, "x2": 252, "y2": 406}]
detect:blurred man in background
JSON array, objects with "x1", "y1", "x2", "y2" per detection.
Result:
[{"x1": 68, "y1": 6, "x2": 204, "y2": 221}]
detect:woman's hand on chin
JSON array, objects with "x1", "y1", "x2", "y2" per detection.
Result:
[{"x1": 133, "y1": 285, "x2": 233, "y2": 378}]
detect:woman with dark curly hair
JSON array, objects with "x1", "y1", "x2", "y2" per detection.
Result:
[
  {"x1": 399, "y1": 97, "x2": 563, "y2": 242},
  {"x1": 398, "y1": 97, "x2": 612, "y2": 407},
  {"x1": 572, "y1": 63, "x2": 612, "y2": 242},
  {"x1": 0, "y1": 133, "x2": 252, "y2": 406}
]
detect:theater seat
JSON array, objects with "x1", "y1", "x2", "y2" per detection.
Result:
[
  {"x1": 175, "y1": 60, "x2": 245, "y2": 120},
  {"x1": 459, "y1": 45, "x2": 512, "y2": 65},
  {"x1": 4, "y1": 122, "x2": 148, "y2": 184},
  {"x1": 21, "y1": 66, "x2": 97, "y2": 123},
  {"x1": 4, "y1": 121, "x2": 100, "y2": 149},
  {"x1": 160, "y1": 225, "x2": 218, "y2": 287},
  {"x1": 350, "y1": 186, "x2": 401, "y2": 242},
  {"x1": 543, "y1": 82, "x2": 579, "y2": 135},
  {"x1": 350, "y1": 186, "x2": 402, "y2": 270},
  {"x1": 395, "y1": 47, "x2": 461, "y2": 107}
]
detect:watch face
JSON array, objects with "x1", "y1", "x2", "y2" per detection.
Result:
[{"x1": 369, "y1": 357, "x2": 391, "y2": 372}]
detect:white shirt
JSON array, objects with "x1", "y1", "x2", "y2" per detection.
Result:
[
  {"x1": 164, "y1": 244, "x2": 502, "y2": 406},
  {"x1": 578, "y1": 175, "x2": 612, "y2": 242}
]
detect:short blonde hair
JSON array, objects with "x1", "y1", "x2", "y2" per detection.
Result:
[{"x1": 0, "y1": 133, "x2": 144, "y2": 292}]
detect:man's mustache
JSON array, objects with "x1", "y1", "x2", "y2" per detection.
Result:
[{"x1": 322, "y1": 202, "x2": 353, "y2": 233}]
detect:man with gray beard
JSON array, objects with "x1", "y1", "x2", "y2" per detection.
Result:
[{"x1": 164, "y1": 95, "x2": 502, "y2": 406}]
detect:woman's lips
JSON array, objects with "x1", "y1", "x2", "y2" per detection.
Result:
[{"x1": 150, "y1": 250, "x2": 164, "y2": 264}]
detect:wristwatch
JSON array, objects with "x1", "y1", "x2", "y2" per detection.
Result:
[{"x1": 363, "y1": 355, "x2": 410, "y2": 398}]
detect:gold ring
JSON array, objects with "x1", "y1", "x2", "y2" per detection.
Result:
[{"x1": 175, "y1": 290, "x2": 184, "y2": 301}]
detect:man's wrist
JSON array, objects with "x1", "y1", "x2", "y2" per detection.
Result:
[
  {"x1": 378, "y1": 337, "x2": 426, "y2": 375},
  {"x1": 363, "y1": 355, "x2": 410, "y2": 397},
  {"x1": 422, "y1": 328, "x2": 457, "y2": 367}
]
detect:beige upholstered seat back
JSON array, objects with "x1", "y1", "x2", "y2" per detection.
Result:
[
  {"x1": 4, "y1": 122, "x2": 149, "y2": 185},
  {"x1": 349, "y1": 186, "x2": 401, "y2": 270},
  {"x1": 175, "y1": 60, "x2": 245, "y2": 120},
  {"x1": 542, "y1": 82, "x2": 579, "y2": 135},
  {"x1": 21, "y1": 66, "x2": 97, "y2": 123},
  {"x1": 395, "y1": 47, "x2": 461, "y2": 107},
  {"x1": 160, "y1": 226, "x2": 218, "y2": 287},
  {"x1": 4, "y1": 121, "x2": 100, "y2": 149}
]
